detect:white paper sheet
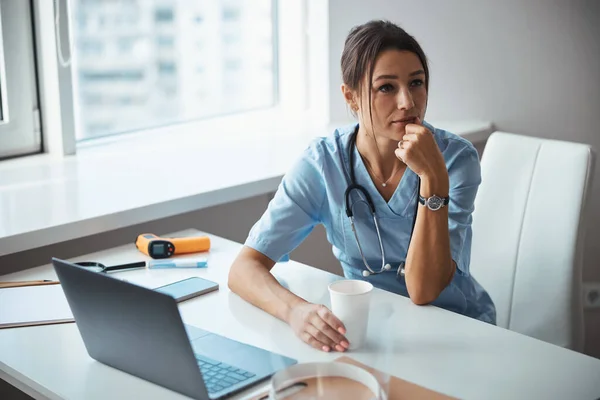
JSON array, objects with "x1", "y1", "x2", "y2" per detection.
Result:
[{"x1": 0, "y1": 284, "x2": 74, "y2": 328}]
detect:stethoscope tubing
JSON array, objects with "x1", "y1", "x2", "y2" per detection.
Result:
[{"x1": 343, "y1": 125, "x2": 420, "y2": 277}]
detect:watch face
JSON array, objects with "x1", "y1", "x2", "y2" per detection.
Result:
[{"x1": 427, "y1": 195, "x2": 444, "y2": 210}]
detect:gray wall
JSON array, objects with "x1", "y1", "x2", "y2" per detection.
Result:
[{"x1": 326, "y1": 0, "x2": 600, "y2": 357}]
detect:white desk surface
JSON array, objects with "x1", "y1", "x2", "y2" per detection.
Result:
[
  {"x1": 2, "y1": 229, "x2": 599, "y2": 400},
  {"x1": 0, "y1": 120, "x2": 493, "y2": 257}
]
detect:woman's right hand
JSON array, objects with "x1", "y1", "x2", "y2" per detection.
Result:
[{"x1": 287, "y1": 303, "x2": 350, "y2": 352}]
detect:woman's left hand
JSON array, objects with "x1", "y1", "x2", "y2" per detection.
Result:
[{"x1": 395, "y1": 117, "x2": 447, "y2": 179}]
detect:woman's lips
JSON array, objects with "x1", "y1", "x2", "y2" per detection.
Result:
[{"x1": 391, "y1": 117, "x2": 416, "y2": 125}]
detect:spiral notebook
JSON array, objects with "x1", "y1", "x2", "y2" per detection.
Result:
[{"x1": 0, "y1": 284, "x2": 75, "y2": 329}]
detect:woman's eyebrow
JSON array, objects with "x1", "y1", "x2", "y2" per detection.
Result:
[
  {"x1": 374, "y1": 74, "x2": 398, "y2": 81},
  {"x1": 373, "y1": 69, "x2": 425, "y2": 82},
  {"x1": 409, "y1": 69, "x2": 425, "y2": 77}
]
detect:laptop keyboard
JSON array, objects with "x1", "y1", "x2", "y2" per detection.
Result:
[{"x1": 195, "y1": 354, "x2": 256, "y2": 394}]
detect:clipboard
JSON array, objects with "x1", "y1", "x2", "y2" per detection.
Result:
[
  {"x1": 247, "y1": 356, "x2": 456, "y2": 400},
  {"x1": 0, "y1": 283, "x2": 75, "y2": 329}
]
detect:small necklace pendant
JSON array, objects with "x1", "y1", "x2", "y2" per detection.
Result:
[{"x1": 382, "y1": 183, "x2": 387, "y2": 187}]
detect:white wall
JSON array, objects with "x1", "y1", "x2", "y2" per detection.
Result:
[{"x1": 326, "y1": 0, "x2": 600, "y2": 357}]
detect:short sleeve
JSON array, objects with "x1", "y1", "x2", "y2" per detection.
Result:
[
  {"x1": 244, "y1": 141, "x2": 326, "y2": 263},
  {"x1": 447, "y1": 144, "x2": 482, "y2": 276}
]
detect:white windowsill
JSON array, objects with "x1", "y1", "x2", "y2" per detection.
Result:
[{"x1": 0, "y1": 119, "x2": 493, "y2": 257}]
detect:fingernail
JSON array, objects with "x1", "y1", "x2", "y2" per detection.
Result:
[
  {"x1": 341, "y1": 341, "x2": 349, "y2": 348},
  {"x1": 322, "y1": 346, "x2": 330, "y2": 352},
  {"x1": 335, "y1": 345, "x2": 345, "y2": 352},
  {"x1": 338, "y1": 327, "x2": 346, "y2": 334}
]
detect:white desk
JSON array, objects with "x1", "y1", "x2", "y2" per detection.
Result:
[{"x1": 1, "y1": 229, "x2": 599, "y2": 400}]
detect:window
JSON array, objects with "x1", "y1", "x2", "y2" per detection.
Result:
[
  {"x1": 156, "y1": 36, "x2": 175, "y2": 48},
  {"x1": 158, "y1": 62, "x2": 177, "y2": 75},
  {"x1": 155, "y1": 8, "x2": 174, "y2": 23},
  {"x1": 70, "y1": 0, "x2": 278, "y2": 141},
  {"x1": 0, "y1": 0, "x2": 42, "y2": 159}
]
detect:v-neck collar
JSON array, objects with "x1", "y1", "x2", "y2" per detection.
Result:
[
  {"x1": 351, "y1": 144, "x2": 418, "y2": 217},
  {"x1": 338, "y1": 125, "x2": 419, "y2": 218}
]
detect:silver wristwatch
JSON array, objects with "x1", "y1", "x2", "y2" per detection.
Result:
[{"x1": 418, "y1": 194, "x2": 450, "y2": 211}]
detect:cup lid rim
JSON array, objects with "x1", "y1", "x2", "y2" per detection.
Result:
[{"x1": 328, "y1": 279, "x2": 373, "y2": 295}]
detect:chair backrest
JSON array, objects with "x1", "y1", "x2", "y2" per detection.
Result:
[{"x1": 470, "y1": 131, "x2": 594, "y2": 351}]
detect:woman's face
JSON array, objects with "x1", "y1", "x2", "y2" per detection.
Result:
[{"x1": 345, "y1": 49, "x2": 428, "y2": 141}]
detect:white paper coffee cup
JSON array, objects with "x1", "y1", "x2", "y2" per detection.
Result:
[{"x1": 328, "y1": 280, "x2": 373, "y2": 350}]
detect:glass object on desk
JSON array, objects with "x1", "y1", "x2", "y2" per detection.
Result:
[{"x1": 267, "y1": 362, "x2": 386, "y2": 400}]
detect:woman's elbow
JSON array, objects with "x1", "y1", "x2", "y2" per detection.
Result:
[
  {"x1": 406, "y1": 281, "x2": 443, "y2": 305},
  {"x1": 227, "y1": 246, "x2": 274, "y2": 294},
  {"x1": 226, "y1": 271, "x2": 235, "y2": 293},
  {"x1": 406, "y1": 263, "x2": 455, "y2": 305},
  {"x1": 408, "y1": 290, "x2": 439, "y2": 306},
  {"x1": 227, "y1": 261, "x2": 243, "y2": 293}
]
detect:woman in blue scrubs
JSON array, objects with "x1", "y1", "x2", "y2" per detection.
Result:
[{"x1": 228, "y1": 20, "x2": 495, "y2": 353}]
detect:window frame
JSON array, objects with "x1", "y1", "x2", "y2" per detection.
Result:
[
  {"x1": 33, "y1": 0, "x2": 321, "y2": 155},
  {"x1": 33, "y1": 0, "x2": 76, "y2": 156},
  {"x1": 0, "y1": 0, "x2": 43, "y2": 160},
  {"x1": 0, "y1": 8, "x2": 8, "y2": 125}
]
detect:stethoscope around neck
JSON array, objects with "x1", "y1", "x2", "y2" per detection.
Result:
[{"x1": 343, "y1": 125, "x2": 420, "y2": 278}]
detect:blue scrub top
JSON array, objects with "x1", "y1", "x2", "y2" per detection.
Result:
[{"x1": 245, "y1": 121, "x2": 496, "y2": 324}]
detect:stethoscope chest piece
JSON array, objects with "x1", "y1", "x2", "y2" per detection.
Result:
[{"x1": 397, "y1": 262, "x2": 406, "y2": 278}]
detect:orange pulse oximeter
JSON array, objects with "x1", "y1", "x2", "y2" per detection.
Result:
[{"x1": 135, "y1": 233, "x2": 211, "y2": 259}]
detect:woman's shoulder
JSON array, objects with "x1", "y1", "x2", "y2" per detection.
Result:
[
  {"x1": 302, "y1": 123, "x2": 357, "y2": 162},
  {"x1": 287, "y1": 124, "x2": 356, "y2": 184}
]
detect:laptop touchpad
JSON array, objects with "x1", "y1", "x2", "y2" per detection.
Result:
[{"x1": 184, "y1": 324, "x2": 211, "y2": 341}]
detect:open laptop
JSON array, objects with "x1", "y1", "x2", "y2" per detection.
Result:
[{"x1": 52, "y1": 257, "x2": 296, "y2": 399}]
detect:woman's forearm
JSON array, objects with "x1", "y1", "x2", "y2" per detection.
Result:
[
  {"x1": 404, "y1": 171, "x2": 455, "y2": 304},
  {"x1": 227, "y1": 247, "x2": 307, "y2": 322}
]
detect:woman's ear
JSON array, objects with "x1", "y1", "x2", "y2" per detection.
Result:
[{"x1": 341, "y1": 84, "x2": 358, "y2": 112}]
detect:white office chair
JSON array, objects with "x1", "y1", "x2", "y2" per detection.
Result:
[{"x1": 470, "y1": 131, "x2": 594, "y2": 351}]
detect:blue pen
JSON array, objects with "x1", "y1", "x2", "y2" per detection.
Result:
[{"x1": 147, "y1": 259, "x2": 208, "y2": 269}]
